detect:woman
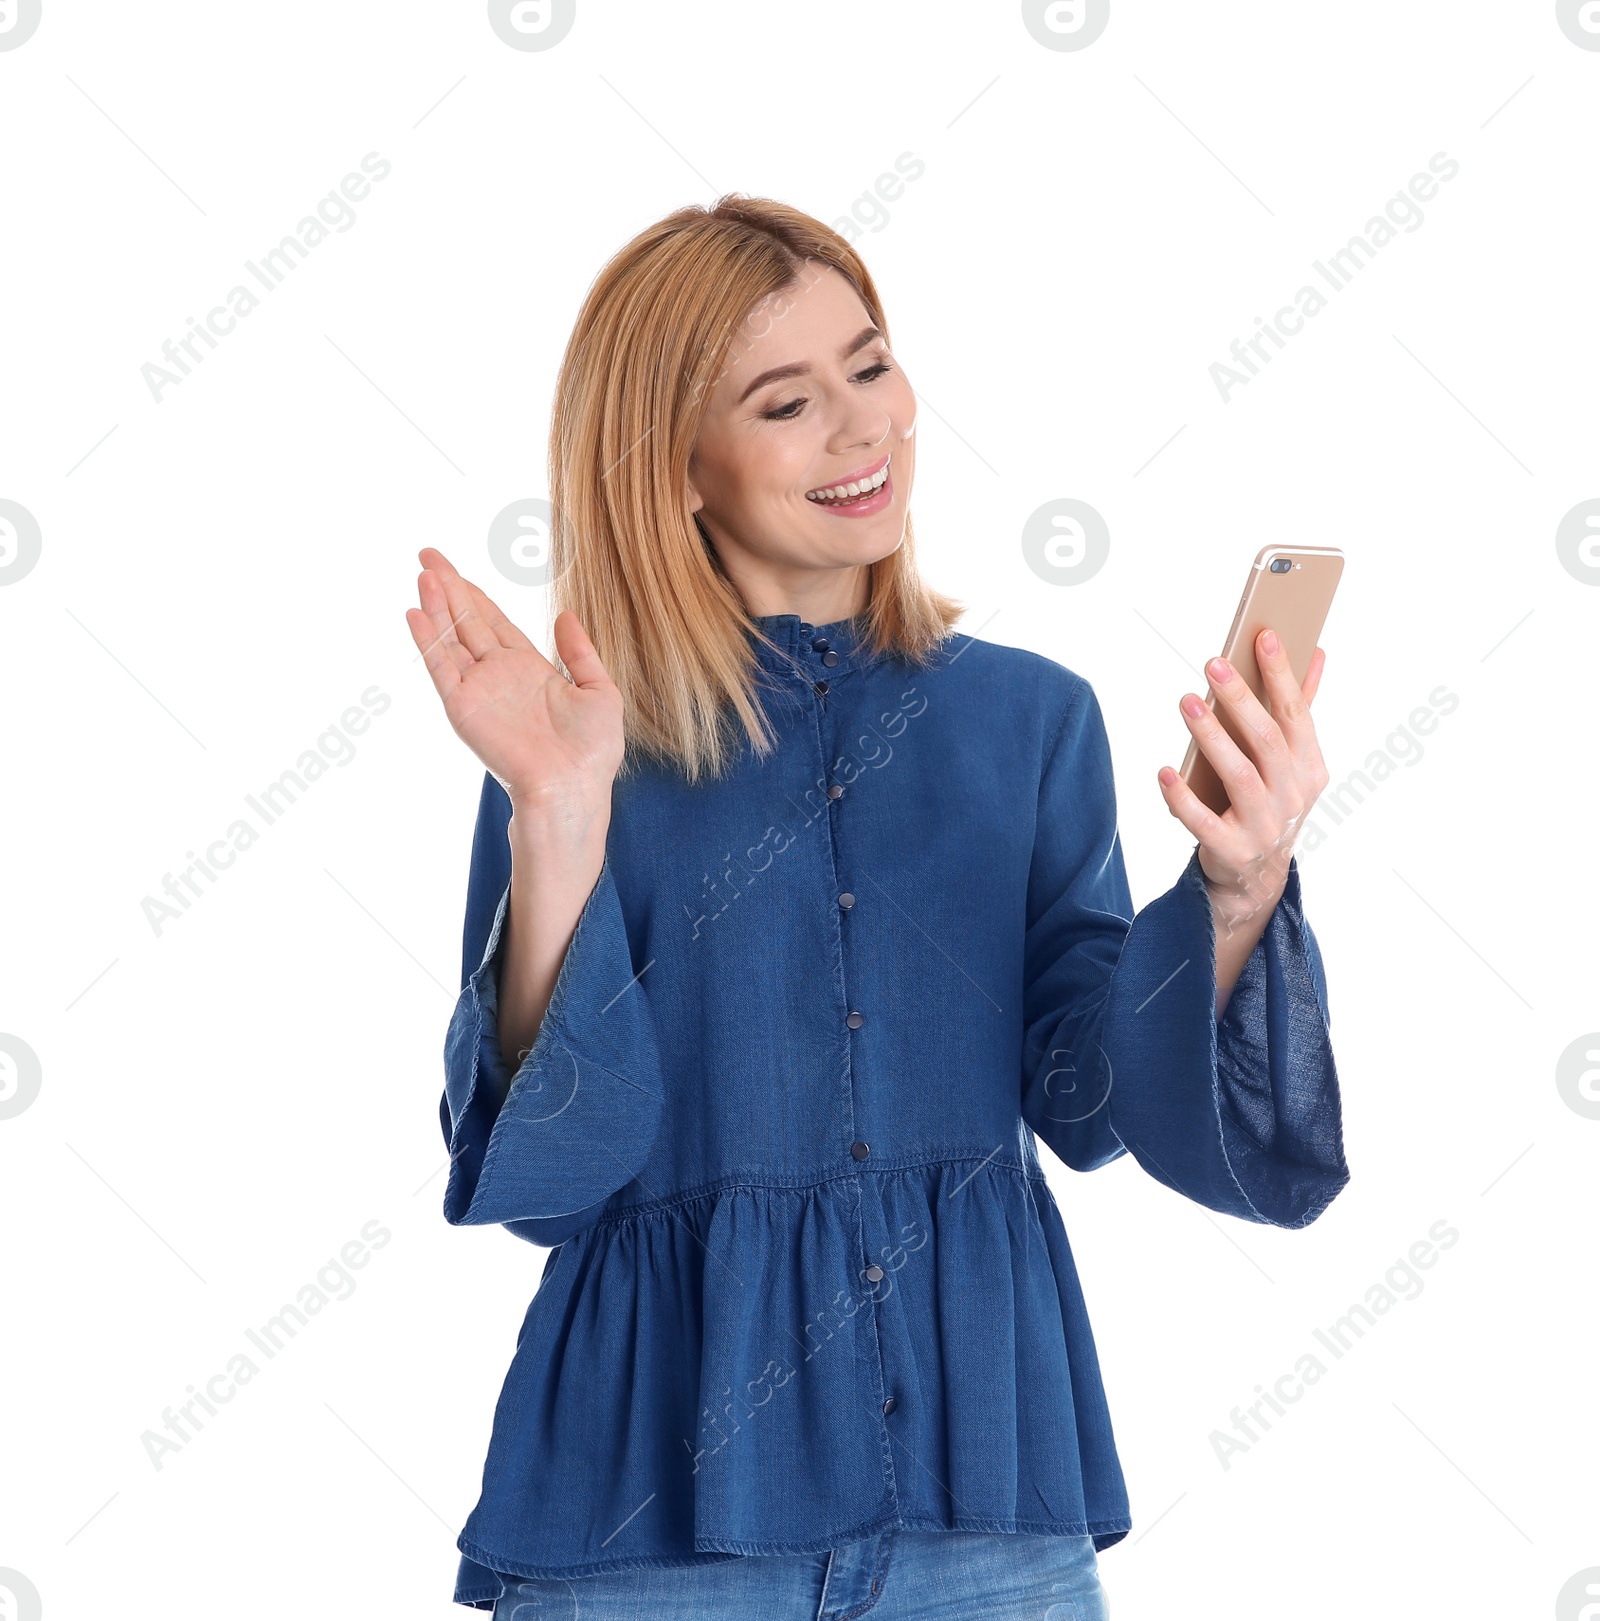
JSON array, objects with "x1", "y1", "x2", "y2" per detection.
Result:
[{"x1": 408, "y1": 196, "x2": 1349, "y2": 1619}]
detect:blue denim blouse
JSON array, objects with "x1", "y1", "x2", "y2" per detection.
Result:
[{"x1": 438, "y1": 611, "x2": 1350, "y2": 1610}]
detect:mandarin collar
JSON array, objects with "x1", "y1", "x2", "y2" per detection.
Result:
[{"x1": 745, "y1": 611, "x2": 881, "y2": 680}]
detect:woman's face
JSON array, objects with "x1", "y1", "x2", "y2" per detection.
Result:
[{"x1": 686, "y1": 262, "x2": 916, "y2": 616}]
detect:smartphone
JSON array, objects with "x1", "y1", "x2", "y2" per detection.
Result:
[{"x1": 1179, "y1": 545, "x2": 1343, "y2": 817}]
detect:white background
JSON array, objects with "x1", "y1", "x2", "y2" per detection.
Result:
[{"x1": 1, "y1": 2, "x2": 1594, "y2": 1617}]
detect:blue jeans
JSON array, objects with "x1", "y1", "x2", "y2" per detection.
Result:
[{"x1": 491, "y1": 1528, "x2": 1110, "y2": 1619}]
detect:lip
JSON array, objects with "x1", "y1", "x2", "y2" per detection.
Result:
[
  {"x1": 805, "y1": 463, "x2": 894, "y2": 520},
  {"x1": 804, "y1": 453, "x2": 891, "y2": 499}
]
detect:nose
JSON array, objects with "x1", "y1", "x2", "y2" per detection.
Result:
[{"x1": 830, "y1": 412, "x2": 892, "y2": 456}]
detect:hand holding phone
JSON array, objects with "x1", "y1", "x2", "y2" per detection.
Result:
[{"x1": 1178, "y1": 546, "x2": 1343, "y2": 817}]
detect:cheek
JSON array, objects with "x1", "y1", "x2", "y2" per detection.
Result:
[
  {"x1": 887, "y1": 374, "x2": 918, "y2": 434},
  {"x1": 788, "y1": 445, "x2": 827, "y2": 493},
  {"x1": 753, "y1": 436, "x2": 822, "y2": 500},
  {"x1": 698, "y1": 440, "x2": 780, "y2": 507}
]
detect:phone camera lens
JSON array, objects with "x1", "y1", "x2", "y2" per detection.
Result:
[{"x1": 1270, "y1": 558, "x2": 1291, "y2": 573}]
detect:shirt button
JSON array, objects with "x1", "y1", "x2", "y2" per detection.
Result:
[
  {"x1": 838, "y1": 892, "x2": 855, "y2": 908},
  {"x1": 811, "y1": 637, "x2": 831, "y2": 652},
  {"x1": 814, "y1": 680, "x2": 829, "y2": 695},
  {"x1": 851, "y1": 1141, "x2": 870, "y2": 1160},
  {"x1": 827, "y1": 784, "x2": 844, "y2": 800},
  {"x1": 821, "y1": 650, "x2": 840, "y2": 667},
  {"x1": 846, "y1": 1011, "x2": 864, "y2": 1029},
  {"x1": 882, "y1": 1396, "x2": 897, "y2": 1415},
  {"x1": 865, "y1": 1264, "x2": 885, "y2": 1283}
]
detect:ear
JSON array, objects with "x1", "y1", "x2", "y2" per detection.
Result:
[{"x1": 685, "y1": 476, "x2": 704, "y2": 515}]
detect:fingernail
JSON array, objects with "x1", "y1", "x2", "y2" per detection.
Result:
[
  {"x1": 1208, "y1": 657, "x2": 1234, "y2": 683},
  {"x1": 1260, "y1": 629, "x2": 1279, "y2": 656},
  {"x1": 1183, "y1": 694, "x2": 1207, "y2": 717}
]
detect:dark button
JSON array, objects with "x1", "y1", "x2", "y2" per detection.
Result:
[
  {"x1": 865, "y1": 1264, "x2": 885, "y2": 1283},
  {"x1": 846, "y1": 1011, "x2": 864, "y2": 1029},
  {"x1": 827, "y1": 784, "x2": 843, "y2": 800},
  {"x1": 882, "y1": 1396, "x2": 897, "y2": 1415},
  {"x1": 851, "y1": 1141, "x2": 870, "y2": 1160},
  {"x1": 821, "y1": 650, "x2": 840, "y2": 667},
  {"x1": 814, "y1": 680, "x2": 829, "y2": 695},
  {"x1": 838, "y1": 892, "x2": 855, "y2": 908},
  {"x1": 811, "y1": 637, "x2": 830, "y2": 652}
]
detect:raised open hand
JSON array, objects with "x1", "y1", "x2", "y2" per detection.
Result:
[{"x1": 406, "y1": 547, "x2": 624, "y2": 812}]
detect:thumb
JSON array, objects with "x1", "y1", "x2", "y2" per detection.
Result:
[{"x1": 552, "y1": 609, "x2": 615, "y2": 690}]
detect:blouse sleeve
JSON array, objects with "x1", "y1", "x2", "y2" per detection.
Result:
[
  {"x1": 438, "y1": 772, "x2": 665, "y2": 1232},
  {"x1": 1019, "y1": 676, "x2": 1350, "y2": 1228}
]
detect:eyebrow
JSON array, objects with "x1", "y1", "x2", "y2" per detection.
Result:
[{"x1": 736, "y1": 326, "x2": 885, "y2": 405}]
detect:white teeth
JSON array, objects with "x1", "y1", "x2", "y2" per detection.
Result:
[{"x1": 807, "y1": 462, "x2": 890, "y2": 503}]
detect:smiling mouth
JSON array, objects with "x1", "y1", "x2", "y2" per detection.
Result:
[{"x1": 805, "y1": 455, "x2": 891, "y2": 505}]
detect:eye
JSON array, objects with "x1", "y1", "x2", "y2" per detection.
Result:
[{"x1": 761, "y1": 358, "x2": 895, "y2": 422}]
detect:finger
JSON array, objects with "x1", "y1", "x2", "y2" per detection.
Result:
[
  {"x1": 1253, "y1": 630, "x2": 1328, "y2": 794},
  {"x1": 552, "y1": 609, "x2": 616, "y2": 691},
  {"x1": 1302, "y1": 645, "x2": 1326, "y2": 706},
  {"x1": 458, "y1": 575, "x2": 539, "y2": 656},
  {"x1": 406, "y1": 605, "x2": 465, "y2": 700},
  {"x1": 1181, "y1": 687, "x2": 1268, "y2": 813},
  {"x1": 435, "y1": 569, "x2": 507, "y2": 663},
  {"x1": 415, "y1": 568, "x2": 475, "y2": 677},
  {"x1": 1203, "y1": 654, "x2": 1292, "y2": 789},
  {"x1": 1156, "y1": 762, "x2": 1233, "y2": 850},
  {"x1": 417, "y1": 549, "x2": 486, "y2": 660},
  {"x1": 419, "y1": 546, "x2": 459, "y2": 579},
  {"x1": 422, "y1": 547, "x2": 545, "y2": 665},
  {"x1": 1253, "y1": 627, "x2": 1316, "y2": 744}
]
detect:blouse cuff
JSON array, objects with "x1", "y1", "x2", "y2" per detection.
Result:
[
  {"x1": 439, "y1": 853, "x2": 664, "y2": 1228},
  {"x1": 1103, "y1": 845, "x2": 1349, "y2": 1227}
]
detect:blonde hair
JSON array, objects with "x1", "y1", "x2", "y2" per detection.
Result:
[{"x1": 544, "y1": 194, "x2": 965, "y2": 785}]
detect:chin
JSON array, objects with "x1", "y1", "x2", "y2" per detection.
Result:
[{"x1": 855, "y1": 526, "x2": 907, "y2": 566}]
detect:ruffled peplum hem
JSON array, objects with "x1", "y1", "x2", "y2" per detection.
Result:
[{"x1": 450, "y1": 1152, "x2": 1132, "y2": 1604}]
